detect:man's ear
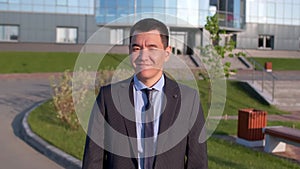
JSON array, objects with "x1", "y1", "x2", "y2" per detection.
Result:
[
  {"x1": 164, "y1": 46, "x2": 172, "y2": 62},
  {"x1": 128, "y1": 45, "x2": 131, "y2": 53}
]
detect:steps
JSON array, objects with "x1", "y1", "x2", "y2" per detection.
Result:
[
  {"x1": 247, "y1": 80, "x2": 300, "y2": 111},
  {"x1": 272, "y1": 81, "x2": 300, "y2": 111}
]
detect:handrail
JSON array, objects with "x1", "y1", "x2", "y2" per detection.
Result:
[{"x1": 240, "y1": 48, "x2": 277, "y2": 102}]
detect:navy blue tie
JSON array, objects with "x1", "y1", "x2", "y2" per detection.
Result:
[{"x1": 143, "y1": 89, "x2": 154, "y2": 169}]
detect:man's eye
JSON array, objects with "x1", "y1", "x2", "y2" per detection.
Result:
[
  {"x1": 132, "y1": 47, "x2": 140, "y2": 51},
  {"x1": 148, "y1": 46, "x2": 158, "y2": 50}
]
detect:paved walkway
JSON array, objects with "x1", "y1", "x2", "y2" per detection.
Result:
[
  {"x1": 0, "y1": 74, "x2": 63, "y2": 169},
  {"x1": 234, "y1": 49, "x2": 300, "y2": 58}
]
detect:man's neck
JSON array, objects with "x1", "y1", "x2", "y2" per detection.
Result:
[{"x1": 136, "y1": 72, "x2": 163, "y2": 88}]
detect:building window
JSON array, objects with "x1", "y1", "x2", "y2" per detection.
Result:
[
  {"x1": 56, "y1": 0, "x2": 68, "y2": 6},
  {"x1": 110, "y1": 28, "x2": 124, "y2": 45},
  {"x1": 0, "y1": 25, "x2": 19, "y2": 42},
  {"x1": 258, "y1": 35, "x2": 274, "y2": 49},
  {"x1": 56, "y1": 27, "x2": 77, "y2": 44}
]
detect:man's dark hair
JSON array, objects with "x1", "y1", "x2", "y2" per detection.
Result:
[{"x1": 129, "y1": 18, "x2": 169, "y2": 48}]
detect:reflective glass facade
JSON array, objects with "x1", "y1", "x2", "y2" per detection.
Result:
[
  {"x1": 210, "y1": 0, "x2": 245, "y2": 29},
  {"x1": 96, "y1": 0, "x2": 245, "y2": 30},
  {"x1": 0, "y1": 0, "x2": 94, "y2": 15},
  {"x1": 96, "y1": 0, "x2": 210, "y2": 27},
  {"x1": 247, "y1": 0, "x2": 300, "y2": 25}
]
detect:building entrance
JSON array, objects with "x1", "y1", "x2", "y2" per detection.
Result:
[{"x1": 170, "y1": 31, "x2": 187, "y2": 55}]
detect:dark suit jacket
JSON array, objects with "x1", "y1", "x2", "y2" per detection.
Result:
[{"x1": 82, "y1": 75, "x2": 208, "y2": 169}]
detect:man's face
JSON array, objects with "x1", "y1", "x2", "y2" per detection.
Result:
[{"x1": 129, "y1": 30, "x2": 171, "y2": 83}]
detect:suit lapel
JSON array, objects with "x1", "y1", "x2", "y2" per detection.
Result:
[
  {"x1": 158, "y1": 76, "x2": 180, "y2": 134},
  {"x1": 114, "y1": 78, "x2": 139, "y2": 159},
  {"x1": 156, "y1": 76, "x2": 181, "y2": 157}
]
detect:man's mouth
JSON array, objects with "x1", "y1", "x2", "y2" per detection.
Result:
[{"x1": 136, "y1": 64, "x2": 152, "y2": 69}]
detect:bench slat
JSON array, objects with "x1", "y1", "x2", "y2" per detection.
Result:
[{"x1": 264, "y1": 126, "x2": 300, "y2": 143}]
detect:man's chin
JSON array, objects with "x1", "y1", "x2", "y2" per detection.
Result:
[{"x1": 136, "y1": 69, "x2": 162, "y2": 80}]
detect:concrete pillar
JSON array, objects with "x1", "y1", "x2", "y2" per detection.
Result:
[{"x1": 264, "y1": 135, "x2": 286, "y2": 153}]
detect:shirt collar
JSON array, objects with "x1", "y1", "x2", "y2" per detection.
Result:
[{"x1": 133, "y1": 75, "x2": 165, "y2": 92}]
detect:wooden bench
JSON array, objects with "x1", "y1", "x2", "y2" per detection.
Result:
[{"x1": 263, "y1": 126, "x2": 300, "y2": 153}]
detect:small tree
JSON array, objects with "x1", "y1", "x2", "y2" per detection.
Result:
[
  {"x1": 203, "y1": 14, "x2": 245, "y2": 78},
  {"x1": 199, "y1": 14, "x2": 246, "y2": 115}
]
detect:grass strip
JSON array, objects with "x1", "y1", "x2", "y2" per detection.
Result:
[
  {"x1": 0, "y1": 51, "x2": 127, "y2": 73},
  {"x1": 249, "y1": 57, "x2": 300, "y2": 71},
  {"x1": 27, "y1": 100, "x2": 86, "y2": 159}
]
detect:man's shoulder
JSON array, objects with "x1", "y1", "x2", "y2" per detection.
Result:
[
  {"x1": 165, "y1": 75, "x2": 197, "y2": 94},
  {"x1": 99, "y1": 77, "x2": 133, "y2": 91}
]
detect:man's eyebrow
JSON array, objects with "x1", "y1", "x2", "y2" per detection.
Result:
[
  {"x1": 146, "y1": 44, "x2": 158, "y2": 48},
  {"x1": 131, "y1": 43, "x2": 140, "y2": 47}
]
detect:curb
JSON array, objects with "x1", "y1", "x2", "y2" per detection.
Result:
[
  {"x1": 21, "y1": 100, "x2": 82, "y2": 169},
  {"x1": 0, "y1": 72, "x2": 63, "y2": 80}
]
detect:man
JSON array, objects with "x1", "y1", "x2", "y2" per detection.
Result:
[{"x1": 82, "y1": 18, "x2": 208, "y2": 169}]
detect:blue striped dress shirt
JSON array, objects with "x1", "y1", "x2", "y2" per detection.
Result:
[{"x1": 133, "y1": 75, "x2": 165, "y2": 169}]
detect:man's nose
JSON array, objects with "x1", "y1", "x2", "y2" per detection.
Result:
[{"x1": 138, "y1": 49, "x2": 150, "y2": 60}]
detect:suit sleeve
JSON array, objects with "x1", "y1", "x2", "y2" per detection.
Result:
[
  {"x1": 82, "y1": 87, "x2": 106, "y2": 169},
  {"x1": 185, "y1": 91, "x2": 208, "y2": 169}
]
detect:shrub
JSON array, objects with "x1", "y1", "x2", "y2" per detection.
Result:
[
  {"x1": 50, "y1": 68, "x2": 134, "y2": 129},
  {"x1": 50, "y1": 70, "x2": 79, "y2": 129}
]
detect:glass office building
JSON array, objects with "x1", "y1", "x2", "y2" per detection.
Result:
[
  {"x1": 0, "y1": 0, "x2": 94, "y2": 15},
  {"x1": 246, "y1": 0, "x2": 300, "y2": 26},
  {"x1": 95, "y1": 0, "x2": 246, "y2": 54},
  {"x1": 237, "y1": 0, "x2": 300, "y2": 50},
  {"x1": 0, "y1": 0, "x2": 246, "y2": 53},
  {"x1": 0, "y1": 0, "x2": 97, "y2": 44},
  {"x1": 2, "y1": 0, "x2": 298, "y2": 51},
  {"x1": 96, "y1": 0, "x2": 209, "y2": 28},
  {"x1": 96, "y1": 0, "x2": 245, "y2": 29}
]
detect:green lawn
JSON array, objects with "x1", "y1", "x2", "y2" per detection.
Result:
[
  {"x1": 0, "y1": 51, "x2": 127, "y2": 73},
  {"x1": 28, "y1": 100, "x2": 300, "y2": 168},
  {"x1": 249, "y1": 57, "x2": 300, "y2": 71}
]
